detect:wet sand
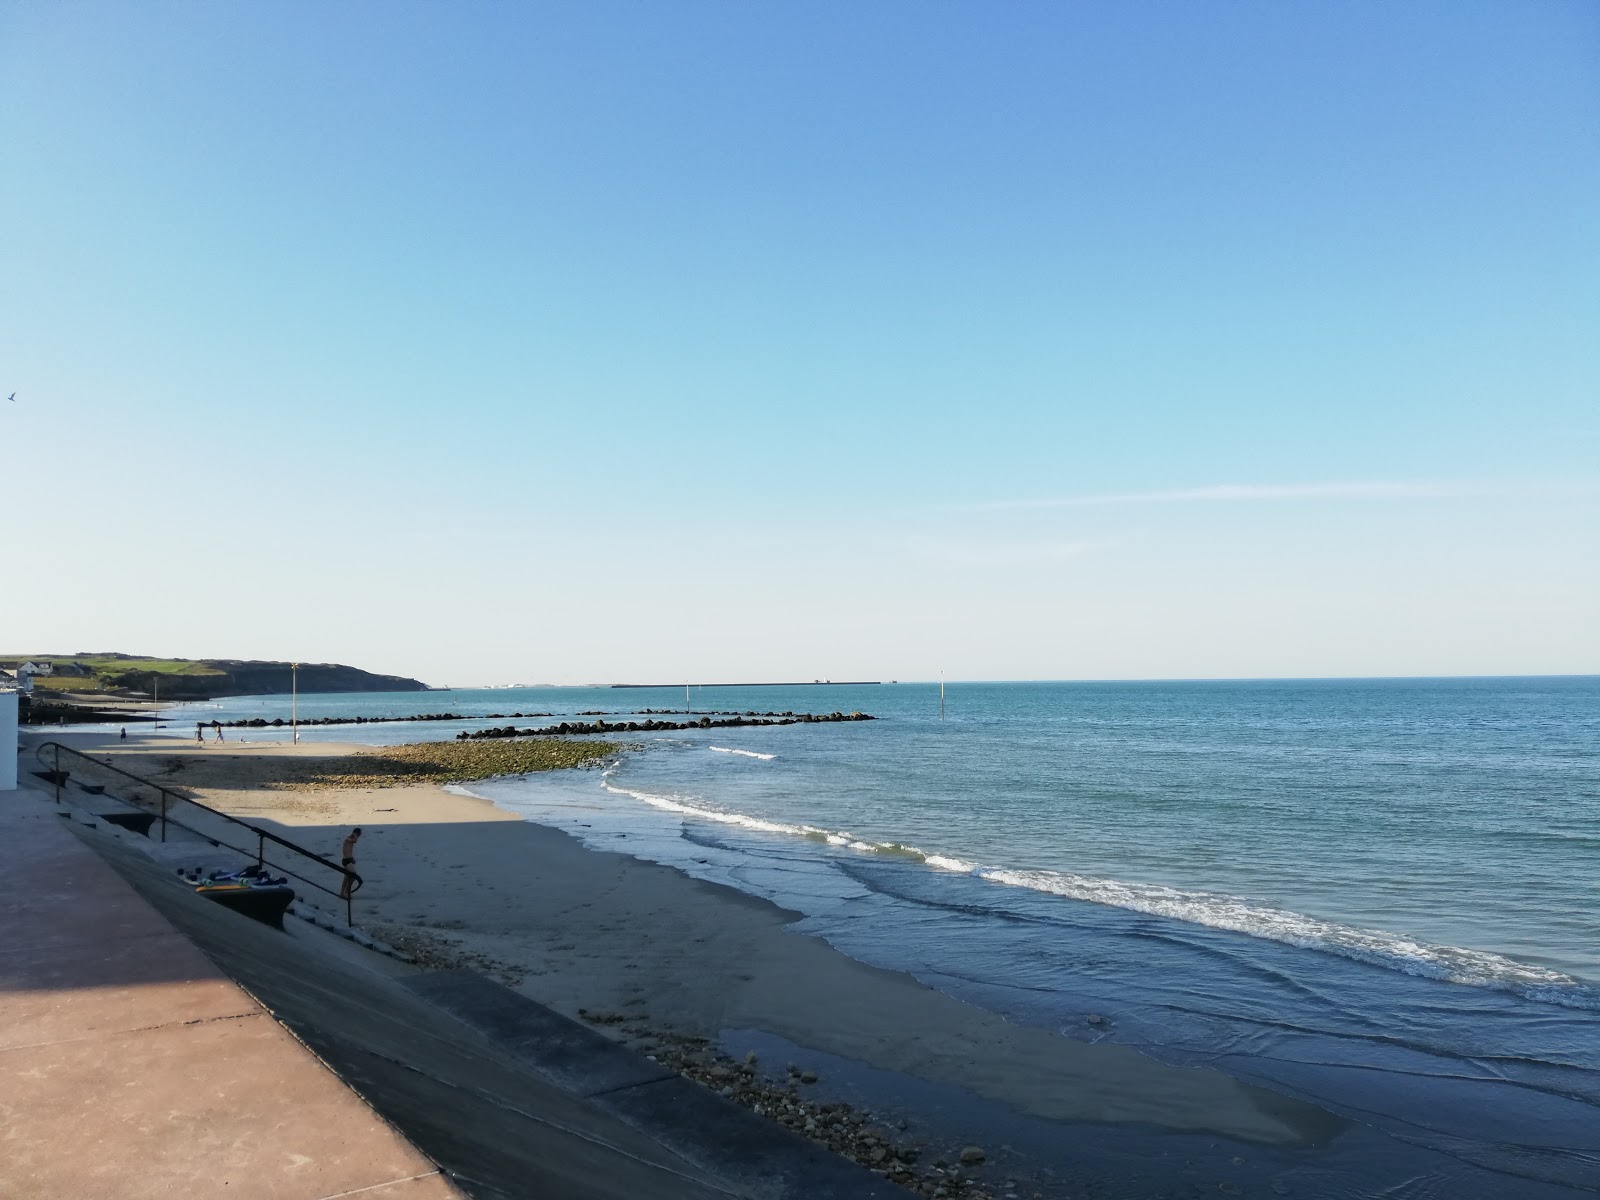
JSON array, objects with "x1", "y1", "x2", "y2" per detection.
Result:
[
  {"x1": 64, "y1": 734, "x2": 1343, "y2": 1178},
  {"x1": 72, "y1": 739, "x2": 1337, "y2": 1139}
]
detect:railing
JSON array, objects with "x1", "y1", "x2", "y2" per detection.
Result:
[{"x1": 33, "y1": 741, "x2": 363, "y2": 924}]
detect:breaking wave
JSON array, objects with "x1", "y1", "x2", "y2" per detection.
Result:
[
  {"x1": 980, "y1": 868, "x2": 1600, "y2": 1010},
  {"x1": 595, "y1": 767, "x2": 1600, "y2": 1011}
]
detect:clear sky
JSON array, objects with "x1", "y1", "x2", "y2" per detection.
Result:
[{"x1": 2, "y1": 2, "x2": 1596, "y2": 685}]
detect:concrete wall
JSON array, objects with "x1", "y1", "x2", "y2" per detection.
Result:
[{"x1": 0, "y1": 691, "x2": 16, "y2": 791}]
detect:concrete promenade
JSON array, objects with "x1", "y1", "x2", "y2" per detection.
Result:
[
  {"x1": 0, "y1": 786, "x2": 462, "y2": 1200},
  {"x1": 4, "y1": 745, "x2": 896, "y2": 1200}
]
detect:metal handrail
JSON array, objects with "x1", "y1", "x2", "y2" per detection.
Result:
[{"x1": 33, "y1": 740, "x2": 363, "y2": 924}]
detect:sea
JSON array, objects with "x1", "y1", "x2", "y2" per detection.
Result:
[{"x1": 154, "y1": 677, "x2": 1599, "y2": 1196}]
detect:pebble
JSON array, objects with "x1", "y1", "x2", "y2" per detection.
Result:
[{"x1": 608, "y1": 1025, "x2": 1017, "y2": 1199}]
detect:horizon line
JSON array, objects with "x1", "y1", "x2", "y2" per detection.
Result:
[{"x1": 433, "y1": 672, "x2": 1599, "y2": 689}]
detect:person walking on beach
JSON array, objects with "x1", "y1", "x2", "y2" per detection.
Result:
[
  {"x1": 196, "y1": 723, "x2": 204, "y2": 744},
  {"x1": 119, "y1": 726, "x2": 126, "y2": 741},
  {"x1": 214, "y1": 722, "x2": 224, "y2": 742},
  {"x1": 339, "y1": 827, "x2": 362, "y2": 900}
]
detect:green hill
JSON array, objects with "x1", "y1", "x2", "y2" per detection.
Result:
[{"x1": 3, "y1": 653, "x2": 430, "y2": 700}]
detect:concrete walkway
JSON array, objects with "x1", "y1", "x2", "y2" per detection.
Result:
[
  {"x1": 0, "y1": 789, "x2": 462, "y2": 1200},
  {"x1": 7, "y1": 744, "x2": 898, "y2": 1200}
]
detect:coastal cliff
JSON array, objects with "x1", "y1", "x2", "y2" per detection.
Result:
[{"x1": 4, "y1": 653, "x2": 429, "y2": 700}]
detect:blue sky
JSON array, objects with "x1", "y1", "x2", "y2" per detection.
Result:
[{"x1": 2, "y1": 2, "x2": 1596, "y2": 684}]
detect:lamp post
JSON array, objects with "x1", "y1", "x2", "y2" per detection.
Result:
[{"x1": 291, "y1": 662, "x2": 299, "y2": 743}]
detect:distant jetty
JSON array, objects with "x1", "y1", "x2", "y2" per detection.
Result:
[{"x1": 611, "y1": 681, "x2": 881, "y2": 689}]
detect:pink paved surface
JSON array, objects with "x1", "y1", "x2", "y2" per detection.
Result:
[{"x1": 0, "y1": 790, "x2": 463, "y2": 1200}]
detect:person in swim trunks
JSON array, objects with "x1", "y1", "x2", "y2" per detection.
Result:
[{"x1": 339, "y1": 827, "x2": 362, "y2": 900}]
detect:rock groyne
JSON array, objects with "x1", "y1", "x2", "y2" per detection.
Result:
[{"x1": 457, "y1": 711, "x2": 876, "y2": 740}]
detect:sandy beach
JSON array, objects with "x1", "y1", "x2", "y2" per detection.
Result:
[{"x1": 68, "y1": 736, "x2": 1337, "y2": 1137}]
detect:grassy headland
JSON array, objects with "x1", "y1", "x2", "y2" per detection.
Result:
[{"x1": 4, "y1": 652, "x2": 428, "y2": 699}]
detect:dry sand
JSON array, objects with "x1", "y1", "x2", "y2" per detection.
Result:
[{"x1": 75, "y1": 733, "x2": 1340, "y2": 1148}]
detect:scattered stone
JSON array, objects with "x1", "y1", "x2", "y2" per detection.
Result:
[
  {"x1": 602, "y1": 1026, "x2": 1017, "y2": 1199},
  {"x1": 960, "y1": 1146, "x2": 987, "y2": 1165}
]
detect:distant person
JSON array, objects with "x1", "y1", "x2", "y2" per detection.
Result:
[
  {"x1": 339, "y1": 827, "x2": 363, "y2": 900},
  {"x1": 119, "y1": 726, "x2": 126, "y2": 741},
  {"x1": 196, "y1": 723, "x2": 204, "y2": 744},
  {"x1": 214, "y1": 722, "x2": 224, "y2": 742}
]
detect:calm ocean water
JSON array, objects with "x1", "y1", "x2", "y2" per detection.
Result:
[{"x1": 162, "y1": 677, "x2": 1600, "y2": 1195}]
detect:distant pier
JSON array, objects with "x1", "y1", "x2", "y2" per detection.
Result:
[{"x1": 611, "y1": 681, "x2": 881, "y2": 689}]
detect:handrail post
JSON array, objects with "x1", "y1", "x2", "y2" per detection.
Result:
[
  {"x1": 54, "y1": 744, "x2": 61, "y2": 804},
  {"x1": 256, "y1": 831, "x2": 265, "y2": 867}
]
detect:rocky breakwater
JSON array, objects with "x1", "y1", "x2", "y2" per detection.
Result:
[
  {"x1": 221, "y1": 711, "x2": 553, "y2": 729},
  {"x1": 456, "y1": 711, "x2": 877, "y2": 740}
]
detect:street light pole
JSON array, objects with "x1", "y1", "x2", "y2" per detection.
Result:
[{"x1": 291, "y1": 662, "x2": 299, "y2": 743}]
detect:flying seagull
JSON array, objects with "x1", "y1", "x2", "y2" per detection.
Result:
[{"x1": 6, "y1": 393, "x2": 13, "y2": 402}]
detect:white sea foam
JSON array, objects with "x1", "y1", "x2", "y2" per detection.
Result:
[
  {"x1": 593, "y1": 767, "x2": 1600, "y2": 1011},
  {"x1": 924, "y1": 854, "x2": 980, "y2": 873},
  {"x1": 708, "y1": 746, "x2": 777, "y2": 760},
  {"x1": 600, "y1": 776, "x2": 950, "y2": 862},
  {"x1": 601, "y1": 778, "x2": 824, "y2": 839},
  {"x1": 975, "y1": 868, "x2": 1600, "y2": 1010}
]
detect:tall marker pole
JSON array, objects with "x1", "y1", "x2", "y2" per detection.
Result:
[
  {"x1": 940, "y1": 671, "x2": 945, "y2": 722},
  {"x1": 291, "y1": 662, "x2": 299, "y2": 743}
]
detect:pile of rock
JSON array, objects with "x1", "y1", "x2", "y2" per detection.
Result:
[
  {"x1": 580, "y1": 1016, "x2": 1040, "y2": 1200},
  {"x1": 459, "y1": 711, "x2": 877, "y2": 741},
  {"x1": 368, "y1": 923, "x2": 526, "y2": 987}
]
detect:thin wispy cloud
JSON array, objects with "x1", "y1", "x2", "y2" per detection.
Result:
[{"x1": 961, "y1": 482, "x2": 1464, "y2": 513}]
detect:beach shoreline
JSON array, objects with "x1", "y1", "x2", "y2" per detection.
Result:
[{"x1": 45, "y1": 729, "x2": 1351, "y2": 1196}]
